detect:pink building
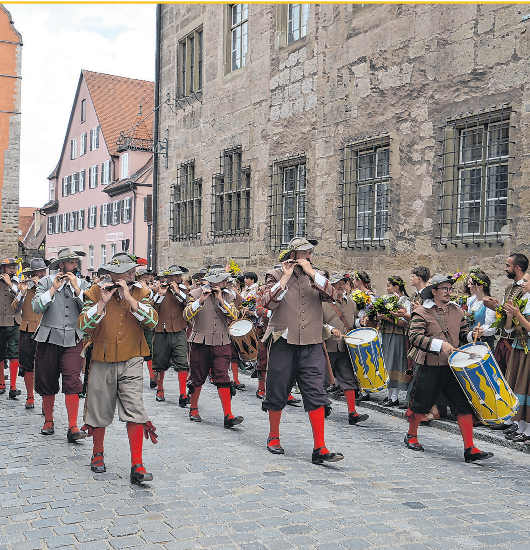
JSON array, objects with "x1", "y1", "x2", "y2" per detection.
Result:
[{"x1": 42, "y1": 70, "x2": 154, "y2": 275}]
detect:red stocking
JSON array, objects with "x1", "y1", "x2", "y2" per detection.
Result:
[
  {"x1": 268, "y1": 410, "x2": 282, "y2": 441},
  {"x1": 42, "y1": 394, "x2": 55, "y2": 422},
  {"x1": 218, "y1": 387, "x2": 232, "y2": 418},
  {"x1": 9, "y1": 359, "x2": 19, "y2": 390},
  {"x1": 457, "y1": 413, "x2": 481, "y2": 452},
  {"x1": 178, "y1": 370, "x2": 188, "y2": 396},
  {"x1": 343, "y1": 389, "x2": 357, "y2": 414},
  {"x1": 405, "y1": 408, "x2": 423, "y2": 445},
  {"x1": 24, "y1": 371, "x2": 34, "y2": 399},
  {"x1": 156, "y1": 371, "x2": 165, "y2": 391},
  {"x1": 308, "y1": 407, "x2": 327, "y2": 452},
  {"x1": 92, "y1": 427, "x2": 106, "y2": 455},
  {"x1": 190, "y1": 386, "x2": 202, "y2": 417},
  {"x1": 127, "y1": 422, "x2": 145, "y2": 469},
  {"x1": 147, "y1": 360, "x2": 154, "y2": 379},
  {"x1": 64, "y1": 393, "x2": 80, "y2": 429}
]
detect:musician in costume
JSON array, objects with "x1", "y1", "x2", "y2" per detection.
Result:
[
  {"x1": 503, "y1": 272, "x2": 530, "y2": 442},
  {"x1": 152, "y1": 265, "x2": 190, "y2": 406},
  {"x1": 485, "y1": 253, "x2": 528, "y2": 375},
  {"x1": 380, "y1": 276, "x2": 411, "y2": 407},
  {"x1": 11, "y1": 258, "x2": 49, "y2": 408},
  {"x1": 184, "y1": 268, "x2": 244, "y2": 428},
  {"x1": 260, "y1": 237, "x2": 344, "y2": 464},
  {"x1": 225, "y1": 272, "x2": 246, "y2": 391},
  {"x1": 136, "y1": 268, "x2": 157, "y2": 389},
  {"x1": 0, "y1": 258, "x2": 21, "y2": 399},
  {"x1": 32, "y1": 248, "x2": 91, "y2": 441},
  {"x1": 322, "y1": 273, "x2": 369, "y2": 426},
  {"x1": 78, "y1": 253, "x2": 158, "y2": 483},
  {"x1": 466, "y1": 270, "x2": 496, "y2": 350},
  {"x1": 406, "y1": 274, "x2": 493, "y2": 462}
]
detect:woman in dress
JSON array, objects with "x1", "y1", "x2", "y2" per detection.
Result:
[
  {"x1": 466, "y1": 270, "x2": 496, "y2": 350},
  {"x1": 503, "y1": 272, "x2": 530, "y2": 443},
  {"x1": 379, "y1": 276, "x2": 411, "y2": 407}
]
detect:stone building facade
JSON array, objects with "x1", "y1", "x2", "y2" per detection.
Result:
[
  {"x1": 156, "y1": 3, "x2": 530, "y2": 295},
  {"x1": 0, "y1": 6, "x2": 22, "y2": 256}
]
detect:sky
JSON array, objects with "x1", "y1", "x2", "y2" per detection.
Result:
[{"x1": 5, "y1": 4, "x2": 156, "y2": 207}]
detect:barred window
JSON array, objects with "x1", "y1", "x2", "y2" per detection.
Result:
[
  {"x1": 178, "y1": 27, "x2": 203, "y2": 99},
  {"x1": 230, "y1": 4, "x2": 248, "y2": 71},
  {"x1": 288, "y1": 4, "x2": 309, "y2": 44},
  {"x1": 270, "y1": 155, "x2": 307, "y2": 249},
  {"x1": 170, "y1": 160, "x2": 202, "y2": 241},
  {"x1": 341, "y1": 137, "x2": 390, "y2": 248},
  {"x1": 212, "y1": 147, "x2": 251, "y2": 236},
  {"x1": 439, "y1": 105, "x2": 512, "y2": 245}
]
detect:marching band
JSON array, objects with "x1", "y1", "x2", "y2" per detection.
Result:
[{"x1": 3, "y1": 245, "x2": 530, "y2": 482}]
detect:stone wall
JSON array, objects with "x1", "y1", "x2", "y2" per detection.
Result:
[
  {"x1": 156, "y1": 3, "x2": 530, "y2": 297},
  {"x1": 0, "y1": 7, "x2": 22, "y2": 256}
]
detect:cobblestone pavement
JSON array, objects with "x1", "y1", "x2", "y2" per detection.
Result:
[{"x1": 2, "y1": 369, "x2": 530, "y2": 550}]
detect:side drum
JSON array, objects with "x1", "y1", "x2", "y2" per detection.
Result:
[
  {"x1": 228, "y1": 319, "x2": 259, "y2": 366},
  {"x1": 449, "y1": 343, "x2": 519, "y2": 426},
  {"x1": 344, "y1": 327, "x2": 389, "y2": 393}
]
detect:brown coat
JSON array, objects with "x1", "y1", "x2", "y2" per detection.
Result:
[
  {"x1": 322, "y1": 297, "x2": 356, "y2": 353},
  {"x1": 184, "y1": 287, "x2": 238, "y2": 346},
  {"x1": 12, "y1": 285, "x2": 41, "y2": 333},
  {"x1": 0, "y1": 279, "x2": 20, "y2": 327},
  {"x1": 409, "y1": 302, "x2": 469, "y2": 366},
  {"x1": 154, "y1": 290, "x2": 187, "y2": 333},
  {"x1": 78, "y1": 284, "x2": 158, "y2": 363},
  {"x1": 260, "y1": 266, "x2": 336, "y2": 345}
]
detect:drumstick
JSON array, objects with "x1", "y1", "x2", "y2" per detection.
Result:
[
  {"x1": 344, "y1": 335, "x2": 363, "y2": 341},
  {"x1": 473, "y1": 322, "x2": 481, "y2": 345},
  {"x1": 456, "y1": 348, "x2": 481, "y2": 358}
]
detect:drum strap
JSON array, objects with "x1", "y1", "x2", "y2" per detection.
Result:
[
  {"x1": 431, "y1": 309, "x2": 457, "y2": 348},
  {"x1": 330, "y1": 302, "x2": 350, "y2": 333}
]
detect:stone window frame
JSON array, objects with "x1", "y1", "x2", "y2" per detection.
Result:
[
  {"x1": 438, "y1": 104, "x2": 513, "y2": 248},
  {"x1": 212, "y1": 146, "x2": 251, "y2": 237},
  {"x1": 224, "y1": 4, "x2": 248, "y2": 74},
  {"x1": 269, "y1": 154, "x2": 307, "y2": 250},
  {"x1": 177, "y1": 26, "x2": 204, "y2": 100},
  {"x1": 170, "y1": 159, "x2": 203, "y2": 242},
  {"x1": 277, "y1": 4, "x2": 310, "y2": 49},
  {"x1": 340, "y1": 135, "x2": 391, "y2": 250}
]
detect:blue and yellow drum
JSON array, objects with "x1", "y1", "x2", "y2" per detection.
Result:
[
  {"x1": 449, "y1": 343, "x2": 519, "y2": 426},
  {"x1": 344, "y1": 328, "x2": 389, "y2": 393}
]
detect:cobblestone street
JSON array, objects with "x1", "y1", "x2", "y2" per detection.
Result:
[{"x1": 2, "y1": 369, "x2": 530, "y2": 550}]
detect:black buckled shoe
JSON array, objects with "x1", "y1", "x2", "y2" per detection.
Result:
[
  {"x1": 267, "y1": 437, "x2": 284, "y2": 454},
  {"x1": 287, "y1": 396, "x2": 302, "y2": 407},
  {"x1": 504, "y1": 424, "x2": 519, "y2": 435},
  {"x1": 178, "y1": 394, "x2": 190, "y2": 408},
  {"x1": 311, "y1": 447, "x2": 344, "y2": 465},
  {"x1": 149, "y1": 378, "x2": 157, "y2": 389},
  {"x1": 67, "y1": 427, "x2": 87, "y2": 443},
  {"x1": 256, "y1": 389, "x2": 265, "y2": 400},
  {"x1": 155, "y1": 390, "x2": 165, "y2": 402},
  {"x1": 90, "y1": 452, "x2": 106, "y2": 473},
  {"x1": 234, "y1": 382, "x2": 246, "y2": 391},
  {"x1": 404, "y1": 434, "x2": 424, "y2": 451},
  {"x1": 189, "y1": 408, "x2": 202, "y2": 422},
  {"x1": 41, "y1": 421, "x2": 55, "y2": 435},
  {"x1": 130, "y1": 463, "x2": 153, "y2": 484},
  {"x1": 8, "y1": 388, "x2": 20, "y2": 400},
  {"x1": 324, "y1": 405, "x2": 332, "y2": 417},
  {"x1": 348, "y1": 412, "x2": 369, "y2": 425},
  {"x1": 383, "y1": 399, "x2": 399, "y2": 407},
  {"x1": 464, "y1": 447, "x2": 494, "y2": 463},
  {"x1": 224, "y1": 415, "x2": 244, "y2": 429}
]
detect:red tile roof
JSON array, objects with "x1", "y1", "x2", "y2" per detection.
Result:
[
  {"x1": 19, "y1": 207, "x2": 36, "y2": 241},
  {"x1": 83, "y1": 70, "x2": 154, "y2": 156}
]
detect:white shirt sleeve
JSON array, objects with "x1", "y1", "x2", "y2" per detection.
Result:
[
  {"x1": 191, "y1": 300, "x2": 202, "y2": 312},
  {"x1": 39, "y1": 289, "x2": 54, "y2": 306},
  {"x1": 430, "y1": 338, "x2": 444, "y2": 353},
  {"x1": 314, "y1": 272, "x2": 326, "y2": 287},
  {"x1": 482, "y1": 307, "x2": 497, "y2": 337},
  {"x1": 85, "y1": 304, "x2": 106, "y2": 323},
  {"x1": 131, "y1": 300, "x2": 150, "y2": 321}
]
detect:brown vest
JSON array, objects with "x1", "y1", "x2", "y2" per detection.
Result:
[
  {"x1": 263, "y1": 267, "x2": 332, "y2": 345},
  {"x1": 413, "y1": 303, "x2": 465, "y2": 366},
  {"x1": 17, "y1": 286, "x2": 41, "y2": 333},
  {"x1": 322, "y1": 298, "x2": 356, "y2": 353},
  {"x1": 0, "y1": 279, "x2": 20, "y2": 326},
  {"x1": 82, "y1": 284, "x2": 153, "y2": 363},
  {"x1": 155, "y1": 290, "x2": 187, "y2": 333},
  {"x1": 187, "y1": 287, "x2": 235, "y2": 346}
]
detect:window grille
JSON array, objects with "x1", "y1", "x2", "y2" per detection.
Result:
[
  {"x1": 269, "y1": 154, "x2": 307, "y2": 250},
  {"x1": 438, "y1": 104, "x2": 513, "y2": 247},
  {"x1": 170, "y1": 160, "x2": 202, "y2": 241},
  {"x1": 231, "y1": 4, "x2": 248, "y2": 71},
  {"x1": 287, "y1": 4, "x2": 309, "y2": 44},
  {"x1": 340, "y1": 135, "x2": 390, "y2": 249},
  {"x1": 212, "y1": 146, "x2": 251, "y2": 237}
]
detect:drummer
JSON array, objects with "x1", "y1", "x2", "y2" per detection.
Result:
[
  {"x1": 322, "y1": 273, "x2": 369, "y2": 426},
  {"x1": 406, "y1": 274, "x2": 494, "y2": 462}
]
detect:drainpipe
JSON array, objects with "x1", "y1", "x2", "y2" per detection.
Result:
[{"x1": 152, "y1": 4, "x2": 162, "y2": 272}]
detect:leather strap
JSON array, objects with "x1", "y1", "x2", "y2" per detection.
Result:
[
  {"x1": 329, "y1": 301, "x2": 350, "y2": 333},
  {"x1": 431, "y1": 308, "x2": 456, "y2": 348}
]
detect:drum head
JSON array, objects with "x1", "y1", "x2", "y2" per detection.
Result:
[
  {"x1": 344, "y1": 328, "x2": 378, "y2": 345},
  {"x1": 450, "y1": 343, "x2": 489, "y2": 367},
  {"x1": 229, "y1": 319, "x2": 253, "y2": 336}
]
